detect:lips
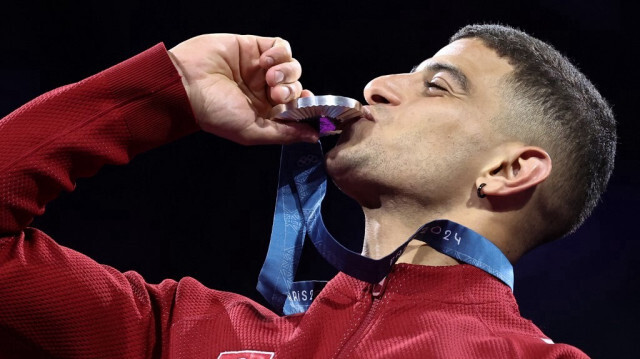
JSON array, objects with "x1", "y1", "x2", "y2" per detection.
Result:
[
  {"x1": 361, "y1": 106, "x2": 375, "y2": 122},
  {"x1": 335, "y1": 106, "x2": 375, "y2": 131}
]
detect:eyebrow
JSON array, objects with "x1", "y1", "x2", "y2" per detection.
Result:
[{"x1": 411, "y1": 62, "x2": 470, "y2": 92}]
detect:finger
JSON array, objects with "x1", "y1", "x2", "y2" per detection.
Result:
[
  {"x1": 300, "y1": 89, "x2": 314, "y2": 98},
  {"x1": 259, "y1": 37, "x2": 293, "y2": 68},
  {"x1": 240, "y1": 118, "x2": 319, "y2": 145},
  {"x1": 265, "y1": 59, "x2": 302, "y2": 87},
  {"x1": 270, "y1": 81, "x2": 303, "y2": 104}
]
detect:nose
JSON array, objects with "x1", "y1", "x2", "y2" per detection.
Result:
[{"x1": 363, "y1": 73, "x2": 413, "y2": 106}]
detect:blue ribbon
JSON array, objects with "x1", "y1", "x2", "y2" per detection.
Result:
[{"x1": 258, "y1": 142, "x2": 514, "y2": 315}]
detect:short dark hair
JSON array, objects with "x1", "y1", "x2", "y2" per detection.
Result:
[{"x1": 451, "y1": 24, "x2": 616, "y2": 241}]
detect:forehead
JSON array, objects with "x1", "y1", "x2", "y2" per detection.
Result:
[{"x1": 416, "y1": 38, "x2": 513, "y2": 91}]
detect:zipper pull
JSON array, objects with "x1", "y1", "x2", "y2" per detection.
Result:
[{"x1": 371, "y1": 277, "x2": 388, "y2": 298}]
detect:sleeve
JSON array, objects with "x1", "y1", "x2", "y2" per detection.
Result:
[{"x1": 0, "y1": 43, "x2": 200, "y2": 358}]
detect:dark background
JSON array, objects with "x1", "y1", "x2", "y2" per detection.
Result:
[{"x1": 1, "y1": 1, "x2": 637, "y2": 357}]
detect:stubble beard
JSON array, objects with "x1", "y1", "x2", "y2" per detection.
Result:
[{"x1": 325, "y1": 137, "x2": 392, "y2": 207}]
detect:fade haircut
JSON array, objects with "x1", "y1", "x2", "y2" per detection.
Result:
[{"x1": 451, "y1": 24, "x2": 616, "y2": 241}]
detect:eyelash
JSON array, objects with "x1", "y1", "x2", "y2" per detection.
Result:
[{"x1": 426, "y1": 81, "x2": 447, "y2": 91}]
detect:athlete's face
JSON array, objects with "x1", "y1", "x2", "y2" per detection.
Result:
[{"x1": 326, "y1": 38, "x2": 514, "y2": 209}]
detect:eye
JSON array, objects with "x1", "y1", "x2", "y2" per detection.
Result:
[{"x1": 425, "y1": 81, "x2": 447, "y2": 91}]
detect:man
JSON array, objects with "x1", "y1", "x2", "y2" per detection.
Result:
[{"x1": 0, "y1": 24, "x2": 614, "y2": 358}]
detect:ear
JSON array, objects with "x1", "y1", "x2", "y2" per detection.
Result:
[{"x1": 476, "y1": 146, "x2": 552, "y2": 197}]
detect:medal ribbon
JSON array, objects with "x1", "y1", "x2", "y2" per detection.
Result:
[{"x1": 258, "y1": 142, "x2": 514, "y2": 315}]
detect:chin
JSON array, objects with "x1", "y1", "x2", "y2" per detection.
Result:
[
  {"x1": 325, "y1": 141, "x2": 347, "y2": 172},
  {"x1": 325, "y1": 150, "x2": 368, "y2": 197},
  {"x1": 324, "y1": 149, "x2": 347, "y2": 183}
]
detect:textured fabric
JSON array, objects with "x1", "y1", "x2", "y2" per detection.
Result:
[{"x1": 0, "y1": 44, "x2": 589, "y2": 359}]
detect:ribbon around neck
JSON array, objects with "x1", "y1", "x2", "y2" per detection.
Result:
[{"x1": 257, "y1": 142, "x2": 514, "y2": 315}]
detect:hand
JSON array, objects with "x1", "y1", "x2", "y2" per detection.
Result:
[{"x1": 168, "y1": 34, "x2": 318, "y2": 145}]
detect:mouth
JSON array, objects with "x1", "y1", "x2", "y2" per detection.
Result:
[
  {"x1": 328, "y1": 107, "x2": 375, "y2": 147},
  {"x1": 335, "y1": 106, "x2": 375, "y2": 130},
  {"x1": 336, "y1": 106, "x2": 375, "y2": 128},
  {"x1": 361, "y1": 106, "x2": 375, "y2": 122}
]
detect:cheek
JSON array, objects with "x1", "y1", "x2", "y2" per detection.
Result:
[
  {"x1": 384, "y1": 109, "x2": 462, "y2": 152},
  {"x1": 381, "y1": 108, "x2": 485, "y2": 173}
]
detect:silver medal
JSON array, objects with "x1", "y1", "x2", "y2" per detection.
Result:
[{"x1": 271, "y1": 95, "x2": 364, "y2": 135}]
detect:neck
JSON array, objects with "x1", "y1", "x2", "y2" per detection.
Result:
[
  {"x1": 360, "y1": 199, "x2": 523, "y2": 266},
  {"x1": 360, "y1": 201, "x2": 461, "y2": 266}
]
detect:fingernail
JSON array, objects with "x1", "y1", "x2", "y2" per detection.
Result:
[
  {"x1": 275, "y1": 71, "x2": 284, "y2": 84},
  {"x1": 265, "y1": 56, "x2": 274, "y2": 66}
]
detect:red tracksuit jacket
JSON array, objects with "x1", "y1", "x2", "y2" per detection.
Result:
[{"x1": 0, "y1": 44, "x2": 589, "y2": 358}]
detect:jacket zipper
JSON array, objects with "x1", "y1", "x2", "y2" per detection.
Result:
[{"x1": 333, "y1": 277, "x2": 388, "y2": 358}]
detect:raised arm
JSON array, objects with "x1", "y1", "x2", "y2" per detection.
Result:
[
  {"x1": 0, "y1": 35, "x2": 313, "y2": 235},
  {"x1": 0, "y1": 35, "x2": 312, "y2": 358}
]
